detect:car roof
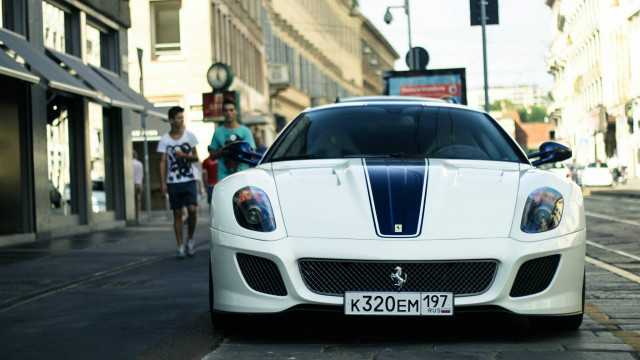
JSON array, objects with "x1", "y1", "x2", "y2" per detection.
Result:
[
  {"x1": 338, "y1": 96, "x2": 447, "y2": 103},
  {"x1": 305, "y1": 96, "x2": 479, "y2": 113}
]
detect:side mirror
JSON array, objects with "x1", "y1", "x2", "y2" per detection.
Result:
[
  {"x1": 220, "y1": 141, "x2": 260, "y2": 167},
  {"x1": 527, "y1": 141, "x2": 572, "y2": 167}
]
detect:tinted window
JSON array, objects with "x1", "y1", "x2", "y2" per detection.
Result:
[{"x1": 269, "y1": 104, "x2": 524, "y2": 162}]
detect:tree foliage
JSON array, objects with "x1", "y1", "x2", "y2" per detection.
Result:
[
  {"x1": 490, "y1": 99, "x2": 548, "y2": 123},
  {"x1": 518, "y1": 106, "x2": 548, "y2": 123}
]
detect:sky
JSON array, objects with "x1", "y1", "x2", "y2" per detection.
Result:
[{"x1": 358, "y1": 0, "x2": 554, "y2": 91}]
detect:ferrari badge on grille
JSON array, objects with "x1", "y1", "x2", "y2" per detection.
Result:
[{"x1": 391, "y1": 266, "x2": 407, "y2": 289}]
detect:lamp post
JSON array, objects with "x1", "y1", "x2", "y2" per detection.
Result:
[{"x1": 384, "y1": 0, "x2": 414, "y2": 69}]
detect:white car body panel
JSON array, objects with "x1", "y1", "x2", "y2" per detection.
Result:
[
  {"x1": 210, "y1": 229, "x2": 585, "y2": 315},
  {"x1": 210, "y1": 159, "x2": 586, "y2": 315}
]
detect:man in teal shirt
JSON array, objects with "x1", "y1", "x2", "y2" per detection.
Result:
[{"x1": 208, "y1": 98, "x2": 256, "y2": 181}]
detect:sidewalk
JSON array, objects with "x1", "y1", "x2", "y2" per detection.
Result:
[
  {"x1": 583, "y1": 177, "x2": 640, "y2": 198},
  {"x1": 0, "y1": 208, "x2": 211, "y2": 310}
]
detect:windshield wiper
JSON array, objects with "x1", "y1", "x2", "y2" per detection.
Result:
[
  {"x1": 270, "y1": 154, "x2": 317, "y2": 162},
  {"x1": 343, "y1": 153, "x2": 425, "y2": 159}
]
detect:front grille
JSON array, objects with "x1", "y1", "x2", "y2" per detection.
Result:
[
  {"x1": 299, "y1": 259, "x2": 498, "y2": 296},
  {"x1": 236, "y1": 253, "x2": 287, "y2": 296},
  {"x1": 510, "y1": 255, "x2": 560, "y2": 297}
]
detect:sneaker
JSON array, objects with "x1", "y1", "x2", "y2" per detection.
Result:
[
  {"x1": 186, "y1": 239, "x2": 195, "y2": 257},
  {"x1": 176, "y1": 245, "x2": 186, "y2": 259}
]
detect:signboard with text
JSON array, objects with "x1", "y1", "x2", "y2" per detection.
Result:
[
  {"x1": 383, "y1": 68, "x2": 467, "y2": 105},
  {"x1": 203, "y1": 91, "x2": 240, "y2": 122}
]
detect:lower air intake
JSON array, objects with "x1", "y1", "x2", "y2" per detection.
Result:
[
  {"x1": 510, "y1": 254, "x2": 561, "y2": 297},
  {"x1": 236, "y1": 253, "x2": 287, "y2": 296}
]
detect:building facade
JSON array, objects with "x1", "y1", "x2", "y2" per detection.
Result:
[
  {"x1": 128, "y1": 0, "x2": 398, "y2": 211},
  {"x1": 546, "y1": 0, "x2": 640, "y2": 175},
  {"x1": 128, "y1": 0, "x2": 268, "y2": 210},
  {"x1": 0, "y1": 0, "x2": 153, "y2": 246},
  {"x1": 468, "y1": 85, "x2": 551, "y2": 111}
]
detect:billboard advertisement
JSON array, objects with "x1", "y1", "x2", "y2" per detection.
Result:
[{"x1": 383, "y1": 68, "x2": 467, "y2": 105}]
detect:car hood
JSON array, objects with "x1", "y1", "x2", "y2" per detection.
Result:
[{"x1": 271, "y1": 158, "x2": 521, "y2": 240}]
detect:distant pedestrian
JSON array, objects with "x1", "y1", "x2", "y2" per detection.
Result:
[
  {"x1": 132, "y1": 151, "x2": 143, "y2": 224},
  {"x1": 157, "y1": 106, "x2": 200, "y2": 259},
  {"x1": 253, "y1": 129, "x2": 267, "y2": 155},
  {"x1": 202, "y1": 156, "x2": 218, "y2": 207},
  {"x1": 208, "y1": 98, "x2": 256, "y2": 182}
]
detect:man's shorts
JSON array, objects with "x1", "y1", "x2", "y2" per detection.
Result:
[{"x1": 167, "y1": 180, "x2": 198, "y2": 210}]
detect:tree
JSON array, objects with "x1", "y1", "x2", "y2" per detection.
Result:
[{"x1": 518, "y1": 105, "x2": 548, "y2": 123}]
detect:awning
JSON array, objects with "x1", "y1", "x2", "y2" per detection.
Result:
[
  {"x1": 90, "y1": 65, "x2": 166, "y2": 119},
  {"x1": 47, "y1": 49, "x2": 144, "y2": 112},
  {"x1": 0, "y1": 47, "x2": 39, "y2": 83},
  {"x1": 0, "y1": 28, "x2": 96, "y2": 98}
]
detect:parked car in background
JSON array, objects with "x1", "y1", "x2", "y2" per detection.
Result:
[
  {"x1": 569, "y1": 164, "x2": 585, "y2": 186},
  {"x1": 540, "y1": 162, "x2": 572, "y2": 179},
  {"x1": 209, "y1": 96, "x2": 586, "y2": 332},
  {"x1": 581, "y1": 162, "x2": 613, "y2": 186}
]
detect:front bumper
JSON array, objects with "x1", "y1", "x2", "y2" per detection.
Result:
[{"x1": 209, "y1": 228, "x2": 586, "y2": 316}]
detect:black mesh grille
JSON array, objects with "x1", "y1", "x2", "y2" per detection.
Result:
[
  {"x1": 299, "y1": 259, "x2": 498, "y2": 296},
  {"x1": 236, "y1": 253, "x2": 287, "y2": 296},
  {"x1": 510, "y1": 255, "x2": 561, "y2": 297}
]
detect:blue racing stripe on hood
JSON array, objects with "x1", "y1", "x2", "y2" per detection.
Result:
[{"x1": 364, "y1": 158, "x2": 427, "y2": 237}]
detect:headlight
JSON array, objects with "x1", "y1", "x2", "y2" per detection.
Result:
[
  {"x1": 521, "y1": 187, "x2": 563, "y2": 233},
  {"x1": 232, "y1": 186, "x2": 276, "y2": 232}
]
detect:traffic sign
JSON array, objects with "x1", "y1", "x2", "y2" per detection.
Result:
[{"x1": 406, "y1": 47, "x2": 429, "y2": 70}]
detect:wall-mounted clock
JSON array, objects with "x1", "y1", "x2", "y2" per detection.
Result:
[{"x1": 206, "y1": 62, "x2": 234, "y2": 92}]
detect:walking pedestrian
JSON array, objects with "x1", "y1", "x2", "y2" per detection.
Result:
[
  {"x1": 132, "y1": 151, "x2": 143, "y2": 224},
  {"x1": 253, "y1": 129, "x2": 267, "y2": 155},
  {"x1": 202, "y1": 156, "x2": 218, "y2": 208},
  {"x1": 157, "y1": 106, "x2": 200, "y2": 258},
  {"x1": 208, "y1": 98, "x2": 255, "y2": 181}
]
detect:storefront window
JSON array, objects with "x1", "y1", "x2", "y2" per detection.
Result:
[
  {"x1": 88, "y1": 102, "x2": 106, "y2": 213},
  {"x1": 47, "y1": 104, "x2": 71, "y2": 216}
]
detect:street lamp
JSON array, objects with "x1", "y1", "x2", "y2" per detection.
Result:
[{"x1": 384, "y1": 0, "x2": 415, "y2": 69}]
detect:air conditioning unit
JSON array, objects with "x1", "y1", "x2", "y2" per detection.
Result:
[{"x1": 268, "y1": 64, "x2": 290, "y2": 85}]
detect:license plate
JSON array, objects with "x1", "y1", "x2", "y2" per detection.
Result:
[{"x1": 344, "y1": 292, "x2": 453, "y2": 316}]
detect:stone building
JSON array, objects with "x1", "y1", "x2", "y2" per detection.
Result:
[
  {"x1": 546, "y1": 0, "x2": 640, "y2": 175},
  {"x1": 0, "y1": 0, "x2": 154, "y2": 246},
  {"x1": 128, "y1": 0, "x2": 398, "y2": 210}
]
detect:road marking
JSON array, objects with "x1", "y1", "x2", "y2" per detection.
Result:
[
  {"x1": 585, "y1": 301, "x2": 640, "y2": 352},
  {"x1": 585, "y1": 211, "x2": 640, "y2": 226},
  {"x1": 587, "y1": 241, "x2": 640, "y2": 262},
  {"x1": 586, "y1": 256, "x2": 640, "y2": 284},
  {"x1": 585, "y1": 255, "x2": 640, "y2": 352}
]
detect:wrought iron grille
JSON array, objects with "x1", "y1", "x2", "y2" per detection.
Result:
[{"x1": 299, "y1": 259, "x2": 498, "y2": 296}]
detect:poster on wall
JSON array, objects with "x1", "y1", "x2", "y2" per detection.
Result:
[
  {"x1": 383, "y1": 68, "x2": 467, "y2": 105},
  {"x1": 203, "y1": 90, "x2": 241, "y2": 122}
]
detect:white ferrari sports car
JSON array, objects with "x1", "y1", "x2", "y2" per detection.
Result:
[{"x1": 209, "y1": 96, "x2": 586, "y2": 330}]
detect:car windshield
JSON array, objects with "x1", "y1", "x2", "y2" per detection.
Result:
[{"x1": 268, "y1": 104, "x2": 525, "y2": 163}]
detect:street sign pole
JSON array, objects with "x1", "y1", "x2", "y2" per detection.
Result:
[
  {"x1": 481, "y1": 1, "x2": 490, "y2": 112},
  {"x1": 137, "y1": 48, "x2": 152, "y2": 221}
]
